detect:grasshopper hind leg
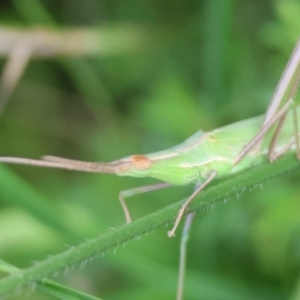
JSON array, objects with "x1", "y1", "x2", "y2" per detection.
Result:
[{"x1": 267, "y1": 103, "x2": 300, "y2": 162}]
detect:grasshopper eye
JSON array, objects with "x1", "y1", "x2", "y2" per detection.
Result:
[{"x1": 130, "y1": 155, "x2": 151, "y2": 169}]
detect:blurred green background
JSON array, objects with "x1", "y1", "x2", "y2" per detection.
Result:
[{"x1": 0, "y1": 0, "x2": 300, "y2": 299}]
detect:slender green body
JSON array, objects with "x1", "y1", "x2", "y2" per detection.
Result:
[{"x1": 117, "y1": 105, "x2": 299, "y2": 185}]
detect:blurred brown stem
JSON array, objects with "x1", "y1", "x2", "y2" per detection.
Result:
[
  {"x1": 0, "y1": 26, "x2": 146, "y2": 57},
  {"x1": 0, "y1": 25, "x2": 147, "y2": 116}
]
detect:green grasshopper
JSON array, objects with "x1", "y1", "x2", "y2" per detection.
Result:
[{"x1": 0, "y1": 40, "x2": 300, "y2": 241}]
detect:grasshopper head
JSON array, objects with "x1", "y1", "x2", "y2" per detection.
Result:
[
  {"x1": 115, "y1": 153, "x2": 198, "y2": 185},
  {"x1": 115, "y1": 155, "x2": 152, "y2": 177}
]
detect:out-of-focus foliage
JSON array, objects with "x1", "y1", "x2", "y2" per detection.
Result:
[{"x1": 0, "y1": 0, "x2": 300, "y2": 299}]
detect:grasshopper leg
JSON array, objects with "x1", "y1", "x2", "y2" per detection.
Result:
[
  {"x1": 168, "y1": 170, "x2": 218, "y2": 238},
  {"x1": 119, "y1": 182, "x2": 172, "y2": 223},
  {"x1": 268, "y1": 103, "x2": 300, "y2": 162},
  {"x1": 233, "y1": 98, "x2": 293, "y2": 166}
]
